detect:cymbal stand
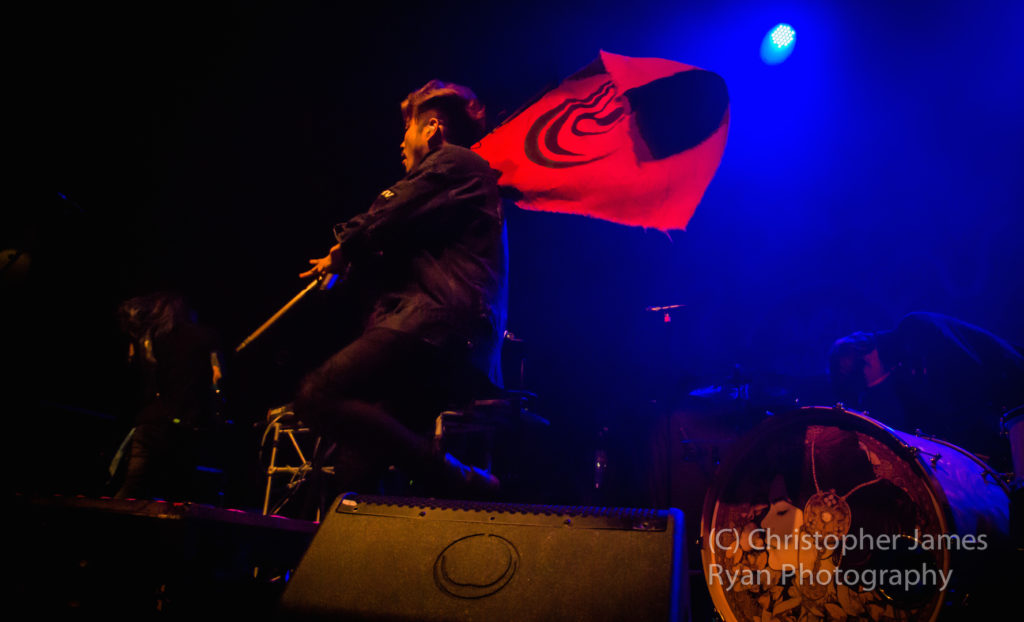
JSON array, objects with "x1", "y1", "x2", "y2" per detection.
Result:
[{"x1": 260, "y1": 406, "x2": 333, "y2": 519}]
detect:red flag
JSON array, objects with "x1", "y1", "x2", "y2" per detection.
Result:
[{"x1": 473, "y1": 51, "x2": 729, "y2": 230}]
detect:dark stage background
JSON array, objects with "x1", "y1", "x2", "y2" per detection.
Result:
[{"x1": 10, "y1": 0, "x2": 1023, "y2": 507}]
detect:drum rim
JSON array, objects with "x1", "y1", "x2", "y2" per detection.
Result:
[
  {"x1": 906, "y1": 432, "x2": 1010, "y2": 494},
  {"x1": 1000, "y1": 404, "x2": 1024, "y2": 427},
  {"x1": 699, "y1": 404, "x2": 959, "y2": 622}
]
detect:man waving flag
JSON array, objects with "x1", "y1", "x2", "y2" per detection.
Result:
[{"x1": 473, "y1": 50, "x2": 729, "y2": 231}]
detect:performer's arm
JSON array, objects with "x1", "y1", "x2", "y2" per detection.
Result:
[
  {"x1": 299, "y1": 172, "x2": 438, "y2": 280},
  {"x1": 333, "y1": 148, "x2": 497, "y2": 259},
  {"x1": 300, "y1": 148, "x2": 495, "y2": 279},
  {"x1": 299, "y1": 242, "x2": 344, "y2": 279},
  {"x1": 210, "y1": 351, "x2": 223, "y2": 390}
]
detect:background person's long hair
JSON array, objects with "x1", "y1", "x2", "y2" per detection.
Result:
[{"x1": 118, "y1": 292, "x2": 194, "y2": 364}]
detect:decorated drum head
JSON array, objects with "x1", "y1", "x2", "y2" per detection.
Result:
[{"x1": 700, "y1": 406, "x2": 1009, "y2": 622}]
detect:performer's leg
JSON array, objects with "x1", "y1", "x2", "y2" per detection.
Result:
[
  {"x1": 115, "y1": 426, "x2": 152, "y2": 499},
  {"x1": 324, "y1": 399, "x2": 439, "y2": 490},
  {"x1": 295, "y1": 327, "x2": 496, "y2": 495},
  {"x1": 115, "y1": 422, "x2": 195, "y2": 501}
]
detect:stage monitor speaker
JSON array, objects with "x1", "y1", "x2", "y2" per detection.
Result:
[{"x1": 280, "y1": 493, "x2": 688, "y2": 621}]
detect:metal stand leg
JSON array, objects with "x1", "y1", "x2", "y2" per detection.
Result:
[
  {"x1": 262, "y1": 422, "x2": 282, "y2": 516},
  {"x1": 261, "y1": 414, "x2": 333, "y2": 517}
]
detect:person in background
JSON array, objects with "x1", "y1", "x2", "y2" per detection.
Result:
[
  {"x1": 114, "y1": 292, "x2": 222, "y2": 501},
  {"x1": 829, "y1": 311, "x2": 1024, "y2": 470}
]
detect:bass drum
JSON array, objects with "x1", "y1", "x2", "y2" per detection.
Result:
[{"x1": 701, "y1": 406, "x2": 1011, "y2": 621}]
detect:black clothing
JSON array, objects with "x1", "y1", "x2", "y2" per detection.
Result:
[
  {"x1": 117, "y1": 322, "x2": 218, "y2": 500},
  {"x1": 133, "y1": 323, "x2": 219, "y2": 427},
  {"x1": 296, "y1": 144, "x2": 507, "y2": 494},
  {"x1": 864, "y1": 312, "x2": 1024, "y2": 464},
  {"x1": 332, "y1": 143, "x2": 508, "y2": 385},
  {"x1": 117, "y1": 422, "x2": 197, "y2": 501},
  {"x1": 299, "y1": 326, "x2": 482, "y2": 440}
]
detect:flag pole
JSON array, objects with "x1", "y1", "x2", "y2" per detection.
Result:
[{"x1": 235, "y1": 273, "x2": 335, "y2": 354}]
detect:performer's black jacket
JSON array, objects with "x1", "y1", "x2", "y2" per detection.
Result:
[{"x1": 331, "y1": 144, "x2": 508, "y2": 386}]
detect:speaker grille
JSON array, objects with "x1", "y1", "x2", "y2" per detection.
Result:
[
  {"x1": 335, "y1": 493, "x2": 670, "y2": 531},
  {"x1": 282, "y1": 495, "x2": 688, "y2": 620}
]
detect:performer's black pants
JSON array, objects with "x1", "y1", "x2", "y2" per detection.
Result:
[{"x1": 295, "y1": 327, "x2": 471, "y2": 493}]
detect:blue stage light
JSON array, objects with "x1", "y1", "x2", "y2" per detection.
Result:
[{"x1": 761, "y1": 23, "x2": 797, "y2": 65}]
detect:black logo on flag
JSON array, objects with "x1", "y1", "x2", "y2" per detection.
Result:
[{"x1": 524, "y1": 81, "x2": 627, "y2": 169}]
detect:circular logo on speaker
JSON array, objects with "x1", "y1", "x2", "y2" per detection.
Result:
[{"x1": 433, "y1": 533, "x2": 519, "y2": 599}]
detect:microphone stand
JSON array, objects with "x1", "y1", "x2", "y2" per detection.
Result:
[
  {"x1": 644, "y1": 303, "x2": 686, "y2": 509},
  {"x1": 235, "y1": 273, "x2": 337, "y2": 354}
]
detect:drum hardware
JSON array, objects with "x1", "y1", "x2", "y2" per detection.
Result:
[
  {"x1": 914, "y1": 432, "x2": 1010, "y2": 484},
  {"x1": 911, "y1": 429, "x2": 947, "y2": 443},
  {"x1": 910, "y1": 430, "x2": 962, "y2": 466},
  {"x1": 982, "y1": 470, "x2": 1009, "y2": 485},
  {"x1": 259, "y1": 405, "x2": 333, "y2": 519},
  {"x1": 1001, "y1": 405, "x2": 1024, "y2": 484},
  {"x1": 901, "y1": 443, "x2": 943, "y2": 467},
  {"x1": 433, "y1": 390, "x2": 547, "y2": 484},
  {"x1": 644, "y1": 302, "x2": 686, "y2": 324}
]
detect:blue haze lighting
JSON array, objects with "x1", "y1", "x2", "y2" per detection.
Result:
[{"x1": 761, "y1": 23, "x2": 797, "y2": 65}]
